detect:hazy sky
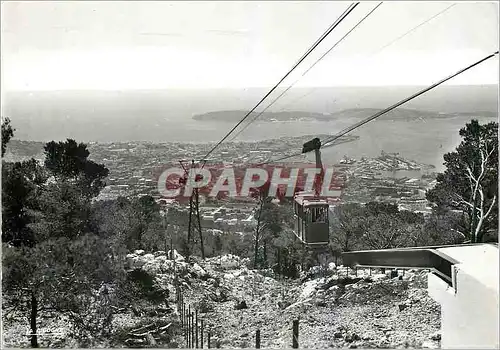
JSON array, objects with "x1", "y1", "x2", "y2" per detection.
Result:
[{"x1": 2, "y1": 1, "x2": 498, "y2": 91}]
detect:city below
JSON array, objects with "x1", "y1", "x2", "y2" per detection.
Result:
[{"x1": 5, "y1": 136, "x2": 438, "y2": 234}]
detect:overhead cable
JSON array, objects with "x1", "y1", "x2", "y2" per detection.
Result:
[
  {"x1": 256, "y1": 50, "x2": 499, "y2": 165},
  {"x1": 202, "y1": 2, "x2": 360, "y2": 160},
  {"x1": 229, "y1": 2, "x2": 382, "y2": 142},
  {"x1": 320, "y1": 51, "x2": 499, "y2": 148},
  {"x1": 276, "y1": 3, "x2": 457, "y2": 112}
]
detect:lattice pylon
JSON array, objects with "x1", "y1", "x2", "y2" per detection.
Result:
[{"x1": 179, "y1": 159, "x2": 206, "y2": 260}]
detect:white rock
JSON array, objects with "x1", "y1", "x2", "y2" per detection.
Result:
[
  {"x1": 372, "y1": 273, "x2": 389, "y2": 281},
  {"x1": 309, "y1": 266, "x2": 322, "y2": 274},
  {"x1": 143, "y1": 262, "x2": 161, "y2": 275},
  {"x1": 300, "y1": 280, "x2": 320, "y2": 300},
  {"x1": 264, "y1": 277, "x2": 274, "y2": 283},
  {"x1": 143, "y1": 253, "x2": 155, "y2": 261},
  {"x1": 168, "y1": 249, "x2": 185, "y2": 261},
  {"x1": 134, "y1": 249, "x2": 145, "y2": 255},
  {"x1": 218, "y1": 254, "x2": 241, "y2": 269},
  {"x1": 155, "y1": 255, "x2": 168, "y2": 264},
  {"x1": 130, "y1": 256, "x2": 146, "y2": 269},
  {"x1": 191, "y1": 263, "x2": 207, "y2": 276},
  {"x1": 285, "y1": 298, "x2": 312, "y2": 310},
  {"x1": 421, "y1": 340, "x2": 439, "y2": 349},
  {"x1": 429, "y1": 331, "x2": 441, "y2": 341}
]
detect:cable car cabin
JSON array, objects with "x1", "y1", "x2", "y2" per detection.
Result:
[{"x1": 293, "y1": 191, "x2": 330, "y2": 246}]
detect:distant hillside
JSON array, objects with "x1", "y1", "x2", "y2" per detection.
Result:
[
  {"x1": 3, "y1": 140, "x2": 46, "y2": 162},
  {"x1": 192, "y1": 108, "x2": 497, "y2": 122},
  {"x1": 333, "y1": 108, "x2": 498, "y2": 121},
  {"x1": 192, "y1": 110, "x2": 332, "y2": 122}
]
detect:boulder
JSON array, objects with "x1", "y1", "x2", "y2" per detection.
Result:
[
  {"x1": 328, "y1": 285, "x2": 340, "y2": 293},
  {"x1": 371, "y1": 273, "x2": 389, "y2": 282},
  {"x1": 315, "y1": 299, "x2": 327, "y2": 307},
  {"x1": 234, "y1": 300, "x2": 248, "y2": 310},
  {"x1": 129, "y1": 256, "x2": 147, "y2": 269},
  {"x1": 277, "y1": 300, "x2": 291, "y2": 309},
  {"x1": 344, "y1": 333, "x2": 361, "y2": 343},
  {"x1": 167, "y1": 249, "x2": 185, "y2": 261},
  {"x1": 154, "y1": 255, "x2": 168, "y2": 264},
  {"x1": 361, "y1": 334, "x2": 373, "y2": 341},
  {"x1": 143, "y1": 253, "x2": 155, "y2": 261},
  {"x1": 218, "y1": 254, "x2": 242, "y2": 269},
  {"x1": 429, "y1": 331, "x2": 441, "y2": 341},
  {"x1": 300, "y1": 280, "x2": 320, "y2": 300},
  {"x1": 398, "y1": 303, "x2": 408, "y2": 312},
  {"x1": 191, "y1": 263, "x2": 207, "y2": 277},
  {"x1": 421, "y1": 340, "x2": 439, "y2": 349}
]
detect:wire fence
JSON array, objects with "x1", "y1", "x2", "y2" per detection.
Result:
[{"x1": 176, "y1": 286, "x2": 300, "y2": 349}]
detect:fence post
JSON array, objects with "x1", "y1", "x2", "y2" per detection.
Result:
[
  {"x1": 196, "y1": 310, "x2": 199, "y2": 348},
  {"x1": 180, "y1": 295, "x2": 185, "y2": 326},
  {"x1": 187, "y1": 305, "x2": 191, "y2": 348},
  {"x1": 183, "y1": 302, "x2": 186, "y2": 328},
  {"x1": 183, "y1": 302, "x2": 186, "y2": 345},
  {"x1": 190, "y1": 312, "x2": 193, "y2": 348},
  {"x1": 355, "y1": 266, "x2": 358, "y2": 277},
  {"x1": 292, "y1": 320, "x2": 299, "y2": 348},
  {"x1": 201, "y1": 320, "x2": 204, "y2": 349},
  {"x1": 369, "y1": 267, "x2": 372, "y2": 276},
  {"x1": 256, "y1": 329, "x2": 261, "y2": 349},
  {"x1": 346, "y1": 266, "x2": 349, "y2": 277},
  {"x1": 191, "y1": 312, "x2": 195, "y2": 348},
  {"x1": 208, "y1": 331, "x2": 211, "y2": 349},
  {"x1": 186, "y1": 309, "x2": 189, "y2": 348}
]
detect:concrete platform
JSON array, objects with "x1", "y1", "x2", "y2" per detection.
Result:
[{"x1": 428, "y1": 244, "x2": 499, "y2": 349}]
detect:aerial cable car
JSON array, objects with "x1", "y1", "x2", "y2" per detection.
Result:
[{"x1": 292, "y1": 137, "x2": 331, "y2": 250}]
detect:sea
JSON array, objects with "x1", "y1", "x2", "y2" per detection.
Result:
[{"x1": 2, "y1": 85, "x2": 498, "y2": 172}]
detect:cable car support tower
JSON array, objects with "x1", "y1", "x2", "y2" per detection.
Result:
[{"x1": 179, "y1": 159, "x2": 205, "y2": 260}]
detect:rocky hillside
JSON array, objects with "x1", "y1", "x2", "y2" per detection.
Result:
[{"x1": 2, "y1": 250, "x2": 442, "y2": 348}]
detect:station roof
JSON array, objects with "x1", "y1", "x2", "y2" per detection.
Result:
[
  {"x1": 342, "y1": 243, "x2": 498, "y2": 290},
  {"x1": 436, "y1": 244, "x2": 498, "y2": 292}
]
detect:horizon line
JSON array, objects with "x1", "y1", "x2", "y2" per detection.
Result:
[{"x1": 3, "y1": 83, "x2": 498, "y2": 94}]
